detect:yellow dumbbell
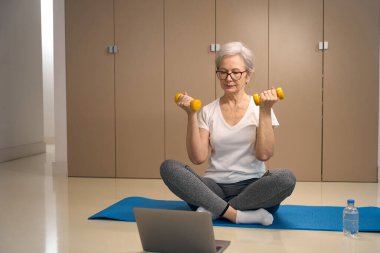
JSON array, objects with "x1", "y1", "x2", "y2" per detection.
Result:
[
  {"x1": 175, "y1": 93, "x2": 202, "y2": 112},
  {"x1": 253, "y1": 87, "x2": 285, "y2": 106}
]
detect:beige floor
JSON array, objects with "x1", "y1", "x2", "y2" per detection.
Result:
[{"x1": 0, "y1": 145, "x2": 379, "y2": 253}]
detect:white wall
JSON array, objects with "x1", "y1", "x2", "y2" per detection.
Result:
[
  {"x1": 41, "y1": 0, "x2": 55, "y2": 144},
  {"x1": 0, "y1": 0, "x2": 45, "y2": 162},
  {"x1": 53, "y1": 0, "x2": 67, "y2": 164}
]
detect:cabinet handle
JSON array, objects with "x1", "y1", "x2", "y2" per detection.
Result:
[
  {"x1": 210, "y1": 43, "x2": 220, "y2": 52},
  {"x1": 106, "y1": 45, "x2": 119, "y2": 54},
  {"x1": 113, "y1": 45, "x2": 119, "y2": 54},
  {"x1": 319, "y1": 41, "x2": 329, "y2": 50},
  {"x1": 107, "y1": 45, "x2": 114, "y2": 54}
]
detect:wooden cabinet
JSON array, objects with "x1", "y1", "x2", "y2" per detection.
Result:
[
  {"x1": 114, "y1": 0, "x2": 164, "y2": 178},
  {"x1": 216, "y1": 0, "x2": 269, "y2": 97},
  {"x1": 66, "y1": 0, "x2": 115, "y2": 177},
  {"x1": 66, "y1": 0, "x2": 165, "y2": 178},
  {"x1": 266, "y1": 0, "x2": 324, "y2": 181},
  {"x1": 164, "y1": 0, "x2": 216, "y2": 175},
  {"x1": 322, "y1": 0, "x2": 379, "y2": 182},
  {"x1": 267, "y1": 0, "x2": 379, "y2": 182},
  {"x1": 66, "y1": 0, "x2": 378, "y2": 182}
]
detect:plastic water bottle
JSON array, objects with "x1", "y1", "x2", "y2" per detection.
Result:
[{"x1": 343, "y1": 199, "x2": 359, "y2": 238}]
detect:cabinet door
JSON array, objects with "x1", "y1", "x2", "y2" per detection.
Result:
[
  {"x1": 165, "y1": 0, "x2": 216, "y2": 174},
  {"x1": 216, "y1": 0, "x2": 269, "y2": 97},
  {"x1": 267, "y1": 0, "x2": 323, "y2": 181},
  {"x1": 66, "y1": 0, "x2": 116, "y2": 177},
  {"x1": 114, "y1": 0, "x2": 164, "y2": 178},
  {"x1": 323, "y1": 0, "x2": 379, "y2": 182}
]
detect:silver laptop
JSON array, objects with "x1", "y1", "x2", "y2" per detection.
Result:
[{"x1": 134, "y1": 208, "x2": 231, "y2": 253}]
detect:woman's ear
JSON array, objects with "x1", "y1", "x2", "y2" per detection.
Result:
[{"x1": 246, "y1": 70, "x2": 254, "y2": 84}]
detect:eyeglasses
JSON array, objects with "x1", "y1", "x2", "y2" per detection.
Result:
[{"x1": 216, "y1": 70, "x2": 247, "y2": 81}]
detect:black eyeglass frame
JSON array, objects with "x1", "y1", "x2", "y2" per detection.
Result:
[{"x1": 215, "y1": 70, "x2": 248, "y2": 81}]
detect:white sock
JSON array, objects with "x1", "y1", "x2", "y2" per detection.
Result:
[
  {"x1": 196, "y1": 206, "x2": 219, "y2": 220},
  {"x1": 236, "y1": 209, "x2": 274, "y2": 226}
]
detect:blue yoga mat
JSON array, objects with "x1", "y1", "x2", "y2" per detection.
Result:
[{"x1": 89, "y1": 196, "x2": 380, "y2": 232}]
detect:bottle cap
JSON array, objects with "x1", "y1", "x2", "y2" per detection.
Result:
[{"x1": 347, "y1": 199, "x2": 355, "y2": 205}]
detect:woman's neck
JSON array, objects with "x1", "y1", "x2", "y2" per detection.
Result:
[{"x1": 221, "y1": 91, "x2": 249, "y2": 107}]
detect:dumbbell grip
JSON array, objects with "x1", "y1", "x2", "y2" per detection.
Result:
[
  {"x1": 253, "y1": 87, "x2": 284, "y2": 106},
  {"x1": 174, "y1": 93, "x2": 202, "y2": 111}
]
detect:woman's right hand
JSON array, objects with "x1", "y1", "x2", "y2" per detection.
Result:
[{"x1": 176, "y1": 92, "x2": 196, "y2": 114}]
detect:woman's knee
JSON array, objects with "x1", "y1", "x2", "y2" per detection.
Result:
[
  {"x1": 284, "y1": 169, "x2": 296, "y2": 187},
  {"x1": 160, "y1": 159, "x2": 194, "y2": 181},
  {"x1": 160, "y1": 159, "x2": 178, "y2": 178},
  {"x1": 271, "y1": 168, "x2": 296, "y2": 192}
]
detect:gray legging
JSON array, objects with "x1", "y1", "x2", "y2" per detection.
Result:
[{"x1": 160, "y1": 159, "x2": 296, "y2": 217}]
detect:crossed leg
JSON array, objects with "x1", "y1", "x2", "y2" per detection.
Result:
[{"x1": 160, "y1": 160, "x2": 296, "y2": 225}]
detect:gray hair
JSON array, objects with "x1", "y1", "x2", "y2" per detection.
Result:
[{"x1": 215, "y1": 42, "x2": 255, "y2": 73}]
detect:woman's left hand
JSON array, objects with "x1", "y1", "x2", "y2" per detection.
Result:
[{"x1": 259, "y1": 87, "x2": 278, "y2": 109}]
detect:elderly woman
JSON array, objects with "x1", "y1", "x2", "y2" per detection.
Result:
[{"x1": 160, "y1": 42, "x2": 296, "y2": 225}]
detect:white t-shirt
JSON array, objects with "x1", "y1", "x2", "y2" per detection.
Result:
[{"x1": 198, "y1": 96, "x2": 279, "y2": 184}]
